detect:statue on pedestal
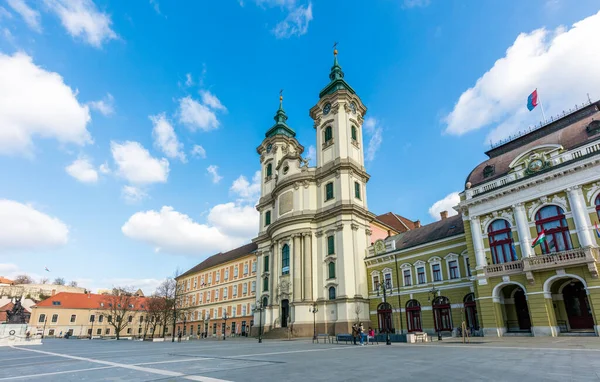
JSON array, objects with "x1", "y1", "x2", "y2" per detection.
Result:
[{"x1": 6, "y1": 297, "x2": 27, "y2": 324}]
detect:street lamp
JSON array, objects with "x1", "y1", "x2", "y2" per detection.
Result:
[
  {"x1": 252, "y1": 300, "x2": 264, "y2": 343},
  {"x1": 222, "y1": 312, "x2": 228, "y2": 340},
  {"x1": 309, "y1": 302, "x2": 318, "y2": 341},
  {"x1": 428, "y1": 285, "x2": 442, "y2": 341},
  {"x1": 375, "y1": 279, "x2": 392, "y2": 345}
]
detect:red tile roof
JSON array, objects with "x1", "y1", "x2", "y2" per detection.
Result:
[
  {"x1": 0, "y1": 277, "x2": 14, "y2": 285},
  {"x1": 375, "y1": 212, "x2": 417, "y2": 233},
  {"x1": 34, "y1": 292, "x2": 149, "y2": 310}
]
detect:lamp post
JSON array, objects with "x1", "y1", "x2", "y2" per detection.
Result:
[
  {"x1": 222, "y1": 312, "x2": 228, "y2": 340},
  {"x1": 309, "y1": 302, "x2": 318, "y2": 341},
  {"x1": 252, "y1": 300, "x2": 264, "y2": 343},
  {"x1": 428, "y1": 285, "x2": 442, "y2": 341},
  {"x1": 89, "y1": 314, "x2": 95, "y2": 340},
  {"x1": 375, "y1": 278, "x2": 392, "y2": 345}
]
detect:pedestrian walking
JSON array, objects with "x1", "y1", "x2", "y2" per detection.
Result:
[{"x1": 177, "y1": 331, "x2": 182, "y2": 343}]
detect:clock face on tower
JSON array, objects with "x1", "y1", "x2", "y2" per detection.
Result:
[
  {"x1": 350, "y1": 102, "x2": 357, "y2": 114},
  {"x1": 266, "y1": 144, "x2": 272, "y2": 153},
  {"x1": 323, "y1": 103, "x2": 331, "y2": 115}
]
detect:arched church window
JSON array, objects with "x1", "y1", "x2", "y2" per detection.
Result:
[
  {"x1": 535, "y1": 205, "x2": 572, "y2": 254},
  {"x1": 262, "y1": 296, "x2": 268, "y2": 307},
  {"x1": 263, "y1": 277, "x2": 269, "y2": 292},
  {"x1": 266, "y1": 163, "x2": 272, "y2": 178},
  {"x1": 328, "y1": 286, "x2": 336, "y2": 300},
  {"x1": 351, "y1": 126, "x2": 357, "y2": 141},
  {"x1": 488, "y1": 219, "x2": 516, "y2": 264},
  {"x1": 265, "y1": 211, "x2": 271, "y2": 226},
  {"x1": 328, "y1": 261, "x2": 335, "y2": 279},
  {"x1": 595, "y1": 194, "x2": 600, "y2": 219},
  {"x1": 324, "y1": 126, "x2": 333, "y2": 144},
  {"x1": 281, "y1": 244, "x2": 290, "y2": 275}
]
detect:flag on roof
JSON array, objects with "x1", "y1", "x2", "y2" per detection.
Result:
[{"x1": 527, "y1": 89, "x2": 539, "y2": 111}]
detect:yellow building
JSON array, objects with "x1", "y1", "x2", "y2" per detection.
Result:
[
  {"x1": 176, "y1": 243, "x2": 258, "y2": 338},
  {"x1": 29, "y1": 292, "x2": 164, "y2": 338}
]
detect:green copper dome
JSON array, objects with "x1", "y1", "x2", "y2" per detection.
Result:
[
  {"x1": 318, "y1": 53, "x2": 356, "y2": 99},
  {"x1": 265, "y1": 99, "x2": 296, "y2": 138}
]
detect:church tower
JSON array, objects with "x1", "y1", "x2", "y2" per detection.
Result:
[{"x1": 253, "y1": 48, "x2": 374, "y2": 336}]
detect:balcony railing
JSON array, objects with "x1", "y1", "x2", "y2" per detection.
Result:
[{"x1": 484, "y1": 260, "x2": 524, "y2": 277}]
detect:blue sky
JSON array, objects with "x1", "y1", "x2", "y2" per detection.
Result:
[{"x1": 1, "y1": 0, "x2": 599, "y2": 293}]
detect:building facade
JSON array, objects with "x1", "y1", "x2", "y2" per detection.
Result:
[
  {"x1": 176, "y1": 243, "x2": 258, "y2": 338},
  {"x1": 252, "y1": 49, "x2": 375, "y2": 336},
  {"x1": 29, "y1": 292, "x2": 157, "y2": 338}
]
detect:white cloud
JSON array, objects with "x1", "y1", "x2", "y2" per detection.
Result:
[
  {"x1": 363, "y1": 117, "x2": 383, "y2": 162},
  {"x1": 191, "y1": 144, "x2": 206, "y2": 159},
  {"x1": 230, "y1": 171, "x2": 261, "y2": 203},
  {"x1": 402, "y1": 0, "x2": 430, "y2": 8},
  {"x1": 207, "y1": 165, "x2": 222, "y2": 184},
  {"x1": 122, "y1": 204, "x2": 258, "y2": 256},
  {"x1": 150, "y1": 113, "x2": 186, "y2": 162},
  {"x1": 306, "y1": 145, "x2": 316, "y2": 166},
  {"x1": 444, "y1": 11, "x2": 600, "y2": 144},
  {"x1": 99, "y1": 161, "x2": 110, "y2": 174},
  {"x1": 122, "y1": 185, "x2": 147, "y2": 204},
  {"x1": 110, "y1": 141, "x2": 169, "y2": 185},
  {"x1": 272, "y1": 2, "x2": 312, "y2": 39},
  {"x1": 149, "y1": 0, "x2": 162, "y2": 16},
  {"x1": 185, "y1": 73, "x2": 193, "y2": 87},
  {"x1": 0, "y1": 7, "x2": 13, "y2": 20},
  {"x1": 0, "y1": 52, "x2": 92, "y2": 156},
  {"x1": 199, "y1": 90, "x2": 226, "y2": 111},
  {"x1": 65, "y1": 156, "x2": 98, "y2": 183},
  {"x1": 7, "y1": 0, "x2": 41, "y2": 32},
  {"x1": 428, "y1": 192, "x2": 460, "y2": 221},
  {"x1": 0, "y1": 200, "x2": 69, "y2": 252},
  {"x1": 88, "y1": 93, "x2": 114, "y2": 116},
  {"x1": 177, "y1": 96, "x2": 220, "y2": 132},
  {"x1": 44, "y1": 0, "x2": 117, "y2": 48}
]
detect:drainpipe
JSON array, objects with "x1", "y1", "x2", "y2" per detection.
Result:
[{"x1": 393, "y1": 254, "x2": 403, "y2": 334}]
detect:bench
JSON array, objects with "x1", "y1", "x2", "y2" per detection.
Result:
[
  {"x1": 313, "y1": 333, "x2": 332, "y2": 343},
  {"x1": 366, "y1": 335, "x2": 378, "y2": 345},
  {"x1": 336, "y1": 334, "x2": 354, "y2": 344}
]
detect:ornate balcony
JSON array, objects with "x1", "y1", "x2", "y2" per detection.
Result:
[
  {"x1": 523, "y1": 247, "x2": 599, "y2": 282},
  {"x1": 484, "y1": 260, "x2": 524, "y2": 277}
]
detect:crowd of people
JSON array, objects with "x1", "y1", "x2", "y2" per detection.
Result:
[{"x1": 351, "y1": 322, "x2": 375, "y2": 345}]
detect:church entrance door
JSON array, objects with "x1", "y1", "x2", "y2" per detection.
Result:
[{"x1": 281, "y1": 299, "x2": 289, "y2": 328}]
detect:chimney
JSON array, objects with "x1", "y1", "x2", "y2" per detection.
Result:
[
  {"x1": 414, "y1": 220, "x2": 421, "y2": 228},
  {"x1": 51, "y1": 289, "x2": 56, "y2": 296},
  {"x1": 440, "y1": 211, "x2": 448, "y2": 220}
]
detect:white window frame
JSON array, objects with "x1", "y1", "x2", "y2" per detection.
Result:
[
  {"x1": 199, "y1": 292, "x2": 203, "y2": 303},
  {"x1": 215, "y1": 289, "x2": 220, "y2": 300},
  {"x1": 192, "y1": 295, "x2": 196, "y2": 305},
  {"x1": 243, "y1": 283, "x2": 248, "y2": 294},
  {"x1": 242, "y1": 305, "x2": 247, "y2": 316},
  {"x1": 234, "y1": 266, "x2": 239, "y2": 277},
  {"x1": 370, "y1": 271, "x2": 380, "y2": 291},
  {"x1": 208, "y1": 274, "x2": 212, "y2": 284},
  {"x1": 414, "y1": 260, "x2": 428, "y2": 285},
  {"x1": 213, "y1": 310, "x2": 217, "y2": 319},
  {"x1": 382, "y1": 267, "x2": 394, "y2": 289},
  {"x1": 428, "y1": 256, "x2": 443, "y2": 282},
  {"x1": 193, "y1": 278, "x2": 197, "y2": 288},
  {"x1": 201, "y1": 275, "x2": 205, "y2": 285},
  {"x1": 244, "y1": 263, "x2": 249, "y2": 275},
  {"x1": 252, "y1": 262, "x2": 257, "y2": 273},
  {"x1": 232, "y1": 307, "x2": 237, "y2": 317},
  {"x1": 399, "y1": 264, "x2": 412, "y2": 287},
  {"x1": 216, "y1": 272, "x2": 220, "y2": 282},
  {"x1": 186, "y1": 280, "x2": 190, "y2": 290},
  {"x1": 223, "y1": 287, "x2": 228, "y2": 299},
  {"x1": 225, "y1": 269, "x2": 229, "y2": 280},
  {"x1": 251, "y1": 281, "x2": 256, "y2": 292},
  {"x1": 444, "y1": 253, "x2": 461, "y2": 280},
  {"x1": 233, "y1": 285, "x2": 238, "y2": 297}
]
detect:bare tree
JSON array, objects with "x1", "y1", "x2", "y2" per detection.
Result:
[
  {"x1": 39, "y1": 278, "x2": 49, "y2": 284},
  {"x1": 68, "y1": 281, "x2": 78, "y2": 287},
  {"x1": 13, "y1": 274, "x2": 33, "y2": 284},
  {"x1": 53, "y1": 277, "x2": 66, "y2": 285},
  {"x1": 155, "y1": 277, "x2": 177, "y2": 339},
  {"x1": 144, "y1": 295, "x2": 165, "y2": 339},
  {"x1": 101, "y1": 287, "x2": 137, "y2": 340},
  {"x1": 354, "y1": 304, "x2": 363, "y2": 324}
]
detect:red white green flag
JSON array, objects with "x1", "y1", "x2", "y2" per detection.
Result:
[{"x1": 532, "y1": 230, "x2": 547, "y2": 248}]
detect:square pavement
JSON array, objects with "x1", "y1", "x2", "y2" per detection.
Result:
[{"x1": 2, "y1": 336, "x2": 600, "y2": 381}]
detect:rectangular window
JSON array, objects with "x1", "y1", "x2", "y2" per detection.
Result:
[
  {"x1": 354, "y1": 182, "x2": 361, "y2": 199},
  {"x1": 242, "y1": 305, "x2": 247, "y2": 316},
  {"x1": 432, "y1": 264, "x2": 442, "y2": 282},
  {"x1": 216, "y1": 272, "x2": 220, "y2": 282},
  {"x1": 384, "y1": 272, "x2": 392, "y2": 288},
  {"x1": 52, "y1": 301, "x2": 61, "y2": 306},
  {"x1": 96, "y1": 328, "x2": 101, "y2": 335},
  {"x1": 99, "y1": 315, "x2": 104, "y2": 323},
  {"x1": 128, "y1": 315, "x2": 133, "y2": 323},
  {"x1": 38, "y1": 314, "x2": 46, "y2": 323},
  {"x1": 48, "y1": 329, "x2": 55, "y2": 336},
  {"x1": 417, "y1": 267, "x2": 426, "y2": 284},
  {"x1": 465, "y1": 257, "x2": 472, "y2": 277},
  {"x1": 327, "y1": 235, "x2": 335, "y2": 255},
  {"x1": 251, "y1": 281, "x2": 256, "y2": 292},
  {"x1": 234, "y1": 266, "x2": 239, "y2": 277},
  {"x1": 263, "y1": 277, "x2": 269, "y2": 292},
  {"x1": 264, "y1": 255, "x2": 269, "y2": 272},
  {"x1": 127, "y1": 328, "x2": 131, "y2": 334},
  {"x1": 449, "y1": 260, "x2": 459, "y2": 279},
  {"x1": 223, "y1": 287, "x2": 228, "y2": 299},
  {"x1": 201, "y1": 275, "x2": 205, "y2": 285},
  {"x1": 89, "y1": 314, "x2": 95, "y2": 323},
  {"x1": 252, "y1": 262, "x2": 257, "y2": 273},
  {"x1": 193, "y1": 278, "x2": 197, "y2": 288},
  {"x1": 70, "y1": 314, "x2": 76, "y2": 323},
  {"x1": 225, "y1": 269, "x2": 229, "y2": 280},
  {"x1": 105, "y1": 328, "x2": 110, "y2": 335},
  {"x1": 233, "y1": 285, "x2": 238, "y2": 296},
  {"x1": 243, "y1": 283, "x2": 248, "y2": 294},
  {"x1": 208, "y1": 274, "x2": 212, "y2": 284},
  {"x1": 244, "y1": 264, "x2": 248, "y2": 275},
  {"x1": 373, "y1": 275, "x2": 379, "y2": 290},
  {"x1": 232, "y1": 307, "x2": 236, "y2": 317},
  {"x1": 216, "y1": 289, "x2": 220, "y2": 300},
  {"x1": 325, "y1": 182, "x2": 334, "y2": 201},
  {"x1": 403, "y1": 270, "x2": 411, "y2": 286},
  {"x1": 200, "y1": 292, "x2": 203, "y2": 303},
  {"x1": 265, "y1": 211, "x2": 271, "y2": 226},
  {"x1": 324, "y1": 126, "x2": 333, "y2": 142}
]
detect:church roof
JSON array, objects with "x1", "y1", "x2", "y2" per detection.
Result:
[
  {"x1": 178, "y1": 242, "x2": 258, "y2": 279},
  {"x1": 466, "y1": 100, "x2": 600, "y2": 188},
  {"x1": 318, "y1": 51, "x2": 356, "y2": 99}
]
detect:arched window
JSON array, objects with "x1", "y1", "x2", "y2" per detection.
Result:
[
  {"x1": 263, "y1": 277, "x2": 269, "y2": 292},
  {"x1": 351, "y1": 126, "x2": 357, "y2": 141},
  {"x1": 488, "y1": 219, "x2": 517, "y2": 264},
  {"x1": 595, "y1": 194, "x2": 600, "y2": 219},
  {"x1": 324, "y1": 126, "x2": 333, "y2": 144},
  {"x1": 262, "y1": 296, "x2": 268, "y2": 307},
  {"x1": 464, "y1": 293, "x2": 479, "y2": 331},
  {"x1": 266, "y1": 163, "x2": 272, "y2": 177},
  {"x1": 328, "y1": 286, "x2": 336, "y2": 300},
  {"x1": 281, "y1": 244, "x2": 290, "y2": 275},
  {"x1": 377, "y1": 302, "x2": 394, "y2": 333},
  {"x1": 535, "y1": 205, "x2": 572, "y2": 254},
  {"x1": 328, "y1": 262, "x2": 335, "y2": 279},
  {"x1": 432, "y1": 296, "x2": 452, "y2": 332},
  {"x1": 406, "y1": 300, "x2": 422, "y2": 333}
]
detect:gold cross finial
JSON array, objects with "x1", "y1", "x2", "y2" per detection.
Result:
[
  {"x1": 333, "y1": 42, "x2": 338, "y2": 56},
  {"x1": 279, "y1": 89, "x2": 283, "y2": 102}
]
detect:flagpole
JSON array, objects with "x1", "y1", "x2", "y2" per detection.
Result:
[{"x1": 537, "y1": 88, "x2": 547, "y2": 123}]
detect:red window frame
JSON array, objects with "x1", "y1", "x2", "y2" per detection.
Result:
[
  {"x1": 449, "y1": 260, "x2": 459, "y2": 279},
  {"x1": 403, "y1": 269, "x2": 411, "y2": 286},
  {"x1": 406, "y1": 300, "x2": 422, "y2": 333},
  {"x1": 595, "y1": 194, "x2": 600, "y2": 219},
  {"x1": 432, "y1": 296, "x2": 452, "y2": 331},
  {"x1": 488, "y1": 219, "x2": 517, "y2": 264},
  {"x1": 535, "y1": 205, "x2": 572, "y2": 254}
]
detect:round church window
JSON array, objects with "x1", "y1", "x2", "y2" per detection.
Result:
[{"x1": 283, "y1": 166, "x2": 289, "y2": 174}]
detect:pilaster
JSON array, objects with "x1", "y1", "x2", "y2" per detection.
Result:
[
  {"x1": 567, "y1": 186, "x2": 594, "y2": 248},
  {"x1": 513, "y1": 203, "x2": 533, "y2": 258}
]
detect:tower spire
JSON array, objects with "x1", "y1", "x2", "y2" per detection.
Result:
[
  {"x1": 319, "y1": 43, "x2": 355, "y2": 98},
  {"x1": 265, "y1": 89, "x2": 296, "y2": 138}
]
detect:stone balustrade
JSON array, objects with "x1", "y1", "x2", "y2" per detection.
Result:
[{"x1": 484, "y1": 260, "x2": 524, "y2": 277}]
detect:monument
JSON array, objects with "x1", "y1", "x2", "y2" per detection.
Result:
[{"x1": 0, "y1": 297, "x2": 41, "y2": 346}]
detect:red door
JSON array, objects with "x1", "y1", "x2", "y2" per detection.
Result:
[
  {"x1": 563, "y1": 282, "x2": 594, "y2": 330},
  {"x1": 433, "y1": 306, "x2": 452, "y2": 331},
  {"x1": 406, "y1": 308, "x2": 422, "y2": 332}
]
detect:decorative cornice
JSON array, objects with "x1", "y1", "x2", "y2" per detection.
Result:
[
  {"x1": 351, "y1": 223, "x2": 359, "y2": 231},
  {"x1": 315, "y1": 231, "x2": 324, "y2": 237},
  {"x1": 335, "y1": 224, "x2": 344, "y2": 231}
]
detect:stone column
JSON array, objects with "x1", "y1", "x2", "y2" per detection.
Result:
[
  {"x1": 470, "y1": 216, "x2": 486, "y2": 269},
  {"x1": 567, "y1": 186, "x2": 594, "y2": 248},
  {"x1": 304, "y1": 232, "x2": 313, "y2": 301},
  {"x1": 293, "y1": 235, "x2": 302, "y2": 303},
  {"x1": 513, "y1": 203, "x2": 533, "y2": 258}
]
